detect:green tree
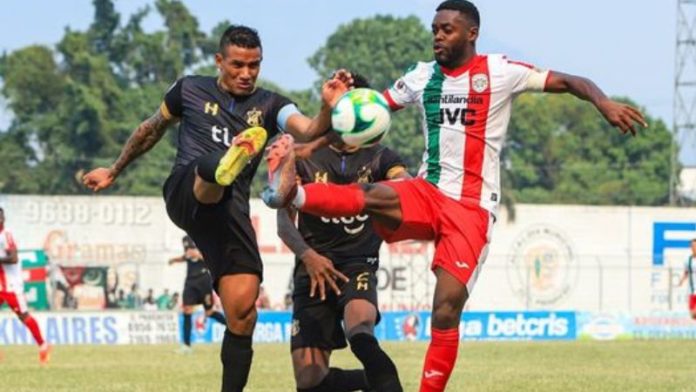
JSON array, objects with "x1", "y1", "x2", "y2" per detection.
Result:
[
  {"x1": 308, "y1": 15, "x2": 432, "y2": 171},
  {"x1": 505, "y1": 94, "x2": 674, "y2": 206}
]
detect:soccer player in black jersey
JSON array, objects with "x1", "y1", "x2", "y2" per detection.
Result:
[
  {"x1": 83, "y1": 25, "x2": 350, "y2": 392},
  {"x1": 168, "y1": 235, "x2": 226, "y2": 353},
  {"x1": 279, "y1": 75, "x2": 409, "y2": 391}
]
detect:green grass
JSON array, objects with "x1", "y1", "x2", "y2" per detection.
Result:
[{"x1": 2, "y1": 341, "x2": 695, "y2": 391}]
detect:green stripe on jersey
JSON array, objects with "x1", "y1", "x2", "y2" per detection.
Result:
[{"x1": 423, "y1": 66, "x2": 445, "y2": 184}]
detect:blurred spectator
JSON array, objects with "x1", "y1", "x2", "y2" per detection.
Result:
[
  {"x1": 126, "y1": 283, "x2": 143, "y2": 309},
  {"x1": 105, "y1": 267, "x2": 120, "y2": 309},
  {"x1": 255, "y1": 286, "x2": 271, "y2": 309},
  {"x1": 117, "y1": 289, "x2": 128, "y2": 309},
  {"x1": 157, "y1": 289, "x2": 172, "y2": 310},
  {"x1": 62, "y1": 286, "x2": 78, "y2": 309},
  {"x1": 143, "y1": 288, "x2": 157, "y2": 311},
  {"x1": 167, "y1": 292, "x2": 180, "y2": 310},
  {"x1": 283, "y1": 293, "x2": 293, "y2": 310}
]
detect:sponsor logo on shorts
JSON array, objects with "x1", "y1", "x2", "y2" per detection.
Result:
[
  {"x1": 356, "y1": 272, "x2": 370, "y2": 291},
  {"x1": 291, "y1": 319, "x2": 300, "y2": 337},
  {"x1": 455, "y1": 261, "x2": 470, "y2": 269},
  {"x1": 506, "y1": 225, "x2": 578, "y2": 308}
]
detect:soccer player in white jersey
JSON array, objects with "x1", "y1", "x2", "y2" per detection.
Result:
[
  {"x1": 262, "y1": 1, "x2": 647, "y2": 391},
  {"x1": 0, "y1": 207, "x2": 50, "y2": 364}
]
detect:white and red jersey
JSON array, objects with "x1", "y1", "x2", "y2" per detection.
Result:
[
  {"x1": 0, "y1": 227, "x2": 22, "y2": 292},
  {"x1": 384, "y1": 54, "x2": 549, "y2": 215}
]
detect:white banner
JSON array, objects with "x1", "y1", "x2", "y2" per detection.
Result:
[{"x1": 0, "y1": 311, "x2": 179, "y2": 345}]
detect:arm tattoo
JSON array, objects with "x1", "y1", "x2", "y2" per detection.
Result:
[
  {"x1": 111, "y1": 109, "x2": 175, "y2": 177},
  {"x1": 277, "y1": 209, "x2": 311, "y2": 257}
]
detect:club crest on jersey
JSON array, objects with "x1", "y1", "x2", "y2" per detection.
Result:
[
  {"x1": 471, "y1": 73, "x2": 489, "y2": 93},
  {"x1": 357, "y1": 166, "x2": 373, "y2": 184},
  {"x1": 246, "y1": 107, "x2": 263, "y2": 127}
]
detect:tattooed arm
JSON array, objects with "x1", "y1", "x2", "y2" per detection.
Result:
[{"x1": 83, "y1": 108, "x2": 177, "y2": 192}]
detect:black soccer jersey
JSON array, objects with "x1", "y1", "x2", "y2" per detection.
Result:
[
  {"x1": 185, "y1": 256, "x2": 209, "y2": 280},
  {"x1": 296, "y1": 145, "x2": 405, "y2": 263},
  {"x1": 163, "y1": 75, "x2": 292, "y2": 199}
]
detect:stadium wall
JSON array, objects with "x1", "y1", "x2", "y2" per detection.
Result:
[{"x1": 0, "y1": 195, "x2": 694, "y2": 312}]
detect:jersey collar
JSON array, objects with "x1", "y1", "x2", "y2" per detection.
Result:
[{"x1": 440, "y1": 55, "x2": 484, "y2": 78}]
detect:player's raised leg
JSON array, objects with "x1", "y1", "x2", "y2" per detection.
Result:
[
  {"x1": 261, "y1": 136, "x2": 403, "y2": 230},
  {"x1": 194, "y1": 126, "x2": 267, "y2": 204}
]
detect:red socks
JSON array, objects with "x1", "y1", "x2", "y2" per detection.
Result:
[
  {"x1": 419, "y1": 328, "x2": 459, "y2": 392},
  {"x1": 23, "y1": 315, "x2": 45, "y2": 346},
  {"x1": 300, "y1": 183, "x2": 365, "y2": 217}
]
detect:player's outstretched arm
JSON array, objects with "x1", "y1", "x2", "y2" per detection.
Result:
[
  {"x1": 284, "y1": 70, "x2": 352, "y2": 142},
  {"x1": 0, "y1": 249, "x2": 17, "y2": 264},
  {"x1": 276, "y1": 208, "x2": 348, "y2": 300},
  {"x1": 82, "y1": 108, "x2": 177, "y2": 192},
  {"x1": 544, "y1": 71, "x2": 647, "y2": 136},
  {"x1": 168, "y1": 256, "x2": 185, "y2": 265}
]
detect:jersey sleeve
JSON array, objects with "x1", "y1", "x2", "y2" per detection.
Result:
[
  {"x1": 503, "y1": 58, "x2": 550, "y2": 94},
  {"x1": 271, "y1": 94, "x2": 296, "y2": 133},
  {"x1": 161, "y1": 78, "x2": 185, "y2": 119},
  {"x1": 383, "y1": 62, "x2": 428, "y2": 111},
  {"x1": 377, "y1": 147, "x2": 407, "y2": 180}
]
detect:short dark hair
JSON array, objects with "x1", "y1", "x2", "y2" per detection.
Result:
[
  {"x1": 0, "y1": 206, "x2": 3, "y2": 213},
  {"x1": 182, "y1": 235, "x2": 196, "y2": 249},
  {"x1": 436, "y1": 0, "x2": 480, "y2": 27},
  {"x1": 219, "y1": 25, "x2": 262, "y2": 53},
  {"x1": 352, "y1": 72, "x2": 370, "y2": 89}
]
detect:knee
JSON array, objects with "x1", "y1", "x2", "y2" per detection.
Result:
[
  {"x1": 17, "y1": 312, "x2": 29, "y2": 321},
  {"x1": 226, "y1": 304, "x2": 257, "y2": 333},
  {"x1": 294, "y1": 363, "x2": 328, "y2": 389},
  {"x1": 431, "y1": 298, "x2": 463, "y2": 329},
  {"x1": 345, "y1": 320, "x2": 374, "y2": 341}
]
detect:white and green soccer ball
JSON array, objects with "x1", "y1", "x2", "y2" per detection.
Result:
[{"x1": 331, "y1": 88, "x2": 392, "y2": 148}]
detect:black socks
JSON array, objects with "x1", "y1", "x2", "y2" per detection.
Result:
[
  {"x1": 182, "y1": 313, "x2": 192, "y2": 346},
  {"x1": 349, "y1": 333, "x2": 403, "y2": 392},
  {"x1": 297, "y1": 368, "x2": 368, "y2": 392},
  {"x1": 209, "y1": 311, "x2": 226, "y2": 325},
  {"x1": 220, "y1": 330, "x2": 253, "y2": 392}
]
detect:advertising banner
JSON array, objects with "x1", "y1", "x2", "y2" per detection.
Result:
[
  {"x1": 182, "y1": 310, "x2": 577, "y2": 344},
  {"x1": 0, "y1": 311, "x2": 179, "y2": 345},
  {"x1": 577, "y1": 311, "x2": 696, "y2": 340}
]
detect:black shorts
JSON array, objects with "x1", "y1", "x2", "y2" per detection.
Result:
[
  {"x1": 163, "y1": 156, "x2": 263, "y2": 289},
  {"x1": 291, "y1": 259, "x2": 380, "y2": 352},
  {"x1": 183, "y1": 274, "x2": 215, "y2": 310}
]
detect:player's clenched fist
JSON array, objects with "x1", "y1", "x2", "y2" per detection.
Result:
[{"x1": 82, "y1": 167, "x2": 116, "y2": 192}]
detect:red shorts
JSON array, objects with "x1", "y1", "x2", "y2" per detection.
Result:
[
  {"x1": 689, "y1": 294, "x2": 696, "y2": 312},
  {"x1": 0, "y1": 290, "x2": 28, "y2": 314},
  {"x1": 373, "y1": 178, "x2": 492, "y2": 289}
]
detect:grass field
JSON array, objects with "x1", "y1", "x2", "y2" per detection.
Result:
[{"x1": 2, "y1": 341, "x2": 696, "y2": 391}]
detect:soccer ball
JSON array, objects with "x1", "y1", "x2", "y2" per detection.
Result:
[{"x1": 331, "y1": 88, "x2": 391, "y2": 148}]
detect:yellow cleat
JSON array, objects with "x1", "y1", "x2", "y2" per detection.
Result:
[{"x1": 215, "y1": 127, "x2": 268, "y2": 186}]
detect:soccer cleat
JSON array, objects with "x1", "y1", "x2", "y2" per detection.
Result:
[
  {"x1": 215, "y1": 126, "x2": 268, "y2": 186},
  {"x1": 261, "y1": 134, "x2": 298, "y2": 209},
  {"x1": 39, "y1": 344, "x2": 51, "y2": 365},
  {"x1": 175, "y1": 344, "x2": 193, "y2": 355}
]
